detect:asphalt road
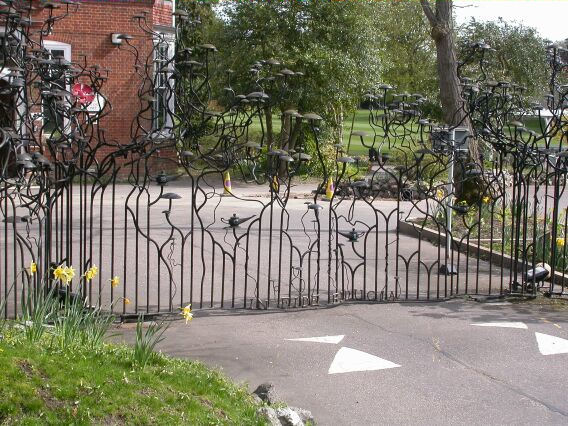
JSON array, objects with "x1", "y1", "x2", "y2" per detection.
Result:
[{"x1": 134, "y1": 298, "x2": 568, "y2": 426}]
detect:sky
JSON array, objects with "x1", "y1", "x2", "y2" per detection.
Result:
[{"x1": 454, "y1": 0, "x2": 568, "y2": 42}]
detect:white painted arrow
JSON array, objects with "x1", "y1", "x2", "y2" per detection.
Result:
[
  {"x1": 328, "y1": 347, "x2": 400, "y2": 374},
  {"x1": 470, "y1": 322, "x2": 528, "y2": 329},
  {"x1": 535, "y1": 332, "x2": 568, "y2": 355},
  {"x1": 285, "y1": 335, "x2": 344, "y2": 344}
]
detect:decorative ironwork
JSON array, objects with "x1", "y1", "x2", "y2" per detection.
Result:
[{"x1": 1, "y1": 3, "x2": 568, "y2": 319}]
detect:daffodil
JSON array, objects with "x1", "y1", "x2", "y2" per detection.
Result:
[
  {"x1": 436, "y1": 189, "x2": 444, "y2": 201},
  {"x1": 557, "y1": 237, "x2": 565, "y2": 248},
  {"x1": 124, "y1": 297, "x2": 131, "y2": 305},
  {"x1": 84, "y1": 265, "x2": 98, "y2": 281},
  {"x1": 29, "y1": 261, "x2": 37, "y2": 275},
  {"x1": 181, "y1": 304, "x2": 193, "y2": 324},
  {"x1": 64, "y1": 266, "x2": 75, "y2": 283},
  {"x1": 482, "y1": 196, "x2": 491, "y2": 204},
  {"x1": 53, "y1": 265, "x2": 66, "y2": 282},
  {"x1": 110, "y1": 276, "x2": 120, "y2": 288}
]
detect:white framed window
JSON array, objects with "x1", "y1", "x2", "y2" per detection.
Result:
[
  {"x1": 41, "y1": 41, "x2": 71, "y2": 136},
  {"x1": 0, "y1": 30, "x2": 26, "y2": 134},
  {"x1": 153, "y1": 32, "x2": 175, "y2": 133}
]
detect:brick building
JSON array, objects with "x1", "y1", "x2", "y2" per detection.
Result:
[{"x1": 32, "y1": 0, "x2": 176, "y2": 166}]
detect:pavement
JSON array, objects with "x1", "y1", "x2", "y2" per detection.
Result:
[{"x1": 119, "y1": 297, "x2": 568, "y2": 425}]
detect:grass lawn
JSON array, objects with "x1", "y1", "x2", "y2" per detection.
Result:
[
  {"x1": 249, "y1": 110, "x2": 554, "y2": 158},
  {"x1": 248, "y1": 110, "x2": 370, "y2": 155},
  {"x1": 0, "y1": 329, "x2": 263, "y2": 425}
]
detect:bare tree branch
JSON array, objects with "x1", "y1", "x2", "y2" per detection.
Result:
[{"x1": 420, "y1": 0, "x2": 437, "y2": 26}]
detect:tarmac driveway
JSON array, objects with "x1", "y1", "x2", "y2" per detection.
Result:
[{"x1": 135, "y1": 298, "x2": 568, "y2": 425}]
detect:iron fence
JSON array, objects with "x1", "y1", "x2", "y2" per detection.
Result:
[{"x1": 1, "y1": 4, "x2": 568, "y2": 318}]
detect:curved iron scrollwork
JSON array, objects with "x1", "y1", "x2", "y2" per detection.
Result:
[{"x1": 1, "y1": 4, "x2": 567, "y2": 318}]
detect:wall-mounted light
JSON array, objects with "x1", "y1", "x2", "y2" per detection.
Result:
[{"x1": 111, "y1": 33, "x2": 133, "y2": 46}]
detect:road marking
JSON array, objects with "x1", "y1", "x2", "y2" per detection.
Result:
[
  {"x1": 535, "y1": 332, "x2": 568, "y2": 355},
  {"x1": 328, "y1": 347, "x2": 400, "y2": 374},
  {"x1": 286, "y1": 335, "x2": 344, "y2": 344},
  {"x1": 470, "y1": 322, "x2": 528, "y2": 329}
]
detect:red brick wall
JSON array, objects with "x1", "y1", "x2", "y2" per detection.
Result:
[
  {"x1": 154, "y1": 0, "x2": 174, "y2": 27},
  {"x1": 30, "y1": 0, "x2": 176, "y2": 171}
]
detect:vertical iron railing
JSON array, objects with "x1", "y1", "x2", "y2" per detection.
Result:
[{"x1": 1, "y1": 6, "x2": 567, "y2": 319}]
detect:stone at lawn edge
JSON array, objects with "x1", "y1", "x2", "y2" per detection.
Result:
[
  {"x1": 289, "y1": 406, "x2": 314, "y2": 424},
  {"x1": 253, "y1": 382, "x2": 278, "y2": 404},
  {"x1": 257, "y1": 406, "x2": 280, "y2": 426},
  {"x1": 251, "y1": 394, "x2": 264, "y2": 405},
  {"x1": 277, "y1": 407, "x2": 304, "y2": 426}
]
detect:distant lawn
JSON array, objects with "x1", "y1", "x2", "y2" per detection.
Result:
[
  {"x1": 249, "y1": 110, "x2": 556, "y2": 158},
  {"x1": 248, "y1": 110, "x2": 374, "y2": 155},
  {"x1": 0, "y1": 330, "x2": 263, "y2": 425},
  {"x1": 343, "y1": 109, "x2": 374, "y2": 155}
]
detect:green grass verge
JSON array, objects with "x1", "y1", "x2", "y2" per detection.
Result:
[{"x1": 0, "y1": 330, "x2": 264, "y2": 425}]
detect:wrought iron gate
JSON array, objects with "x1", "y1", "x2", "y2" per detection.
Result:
[{"x1": 1, "y1": 4, "x2": 568, "y2": 319}]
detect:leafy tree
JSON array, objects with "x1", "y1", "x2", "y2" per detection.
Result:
[
  {"x1": 420, "y1": 1, "x2": 468, "y2": 127},
  {"x1": 374, "y1": 1, "x2": 438, "y2": 103},
  {"x1": 457, "y1": 18, "x2": 549, "y2": 99},
  {"x1": 212, "y1": 0, "x2": 384, "y2": 146},
  {"x1": 420, "y1": 0, "x2": 484, "y2": 203}
]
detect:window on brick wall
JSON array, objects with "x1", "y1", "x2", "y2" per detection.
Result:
[
  {"x1": 0, "y1": 30, "x2": 26, "y2": 135},
  {"x1": 153, "y1": 34, "x2": 174, "y2": 133},
  {"x1": 0, "y1": 34, "x2": 15, "y2": 128},
  {"x1": 42, "y1": 41, "x2": 71, "y2": 137}
]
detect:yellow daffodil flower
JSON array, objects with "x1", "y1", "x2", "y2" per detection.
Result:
[
  {"x1": 29, "y1": 261, "x2": 37, "y2": 275},
  {"x1": 436, "y1": 189, "x2": 444, "y2": 201},
  {"x1": 53, "y1": 265, "x2": 66, "y2": 282},
  {"x1": 124, "y1": 298, "x2": 131, "y2": 305},
  {"x1": 110, "y1": 276, "x2": 120, "y2": 288},
  {"x1": 84, "y1": 265, "x2": 98, "y2": 281},
  {"x1": 181, "y1": 304, "x2": 193, "y2": 324},
  {"x1": 482, "y1": 196, "x2": 491, "y2": 204},
  {"x1": 64, "y1": 266, "x2": 75, "y2": 283},
  {"x1": 557, "y1": 237, "x2": 565, "y2": 247}
]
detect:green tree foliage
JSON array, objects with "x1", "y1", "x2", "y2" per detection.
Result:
[
  {"x1": 176, "y1": 0, "x2": 220, "y2": 45},
  {"x1": 374, "y1": 1, "x2": 438, "y2": 102},
  {"x1": 210, "y1": 0, "x2": 384, "y2": 143},
  {"x1": 176, "y1": 1, "x2": 551, "y2": 146},
  {"x1": 457, "y1": 18, "x2": 549, "y2": 99}
]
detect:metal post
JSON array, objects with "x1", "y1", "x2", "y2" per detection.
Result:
[{"x1": 445, "y1": 129, "x2": 456, "y2": 270}]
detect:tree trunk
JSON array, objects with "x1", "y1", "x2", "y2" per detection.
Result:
[
  {"x1": 421, "y1": 0, "x2": 480, "y2": 200},
  {"x1": 264, "y1": 106, "x2": 274, "y2": 148},
  {"x1": 432, "y1": 26, "x2": 466, "y2": 127},
  {"x1": 278, "y1": 114, "x2": 303, "y2": 178},
  {"x1": 277, "y1": 112, "x2": 292, "y2": 178},
  {"x1": 288, "y1": 116, "x2": 303, "y2": 151},
  {"x1": 337, "y1": 104, "x2": 344, "y2": 146},
  {"x1": 280, "y1": 113, "x2": 291, "y2": 149}
]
